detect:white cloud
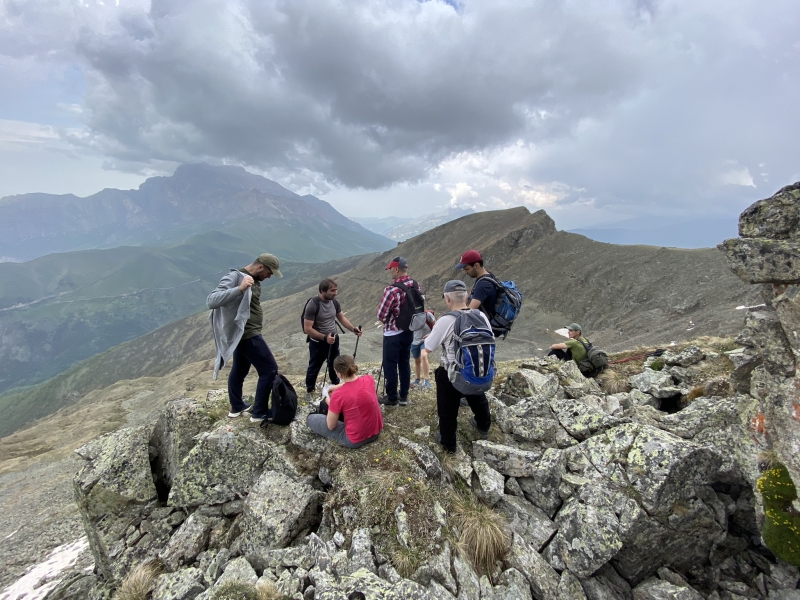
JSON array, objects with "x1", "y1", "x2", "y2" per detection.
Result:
[{"x1": 721, "y1": 166, "x2": 756, "y2": 187}]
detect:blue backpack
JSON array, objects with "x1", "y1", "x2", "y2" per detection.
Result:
[
  {"x1": 445, "y1": 309, "x2": 496, "y2": 395},
  {"x1": 477, "y1": 274, "x2": 523, "y2": 339}
]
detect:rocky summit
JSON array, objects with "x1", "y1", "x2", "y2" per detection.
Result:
[{"x1": 29, "y1": 182, "x2": 800, "y2": 600}]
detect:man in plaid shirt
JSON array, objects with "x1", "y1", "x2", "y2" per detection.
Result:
[{"x1": 376, "y1": 256, "x2": 421, "y2": 406}]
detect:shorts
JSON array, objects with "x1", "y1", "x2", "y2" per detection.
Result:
[{"x1": 410, "y1": 343, "x2": 424, "y2": 359}]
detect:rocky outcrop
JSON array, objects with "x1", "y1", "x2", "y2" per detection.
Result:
[{"x1": 720, "y1": 181, "x2": 800, "y2": 496}]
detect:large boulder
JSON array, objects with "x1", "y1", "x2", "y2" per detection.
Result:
[
  {"x1": 771, "y1": 283, "x2": 800, "y2": 358},
  {"x1": 719, "y1": 237, "x2": 800, "y2": 284},
  {"x1": 168, "y1": 426, "x2": 284, "y2": 507},
  {"x1": 234, "y1": 471, "x2": 322, "y2": 553},
  {"x1": 629, "y1": 369, "x2": 683, "y2": 399},
  {"x1": 736, "y1": 307, "x2": 796, "y2": 377},
  {"x1": 472, "y1": 440, "x2": 542, "y2": 477},
  {"x1": 737, "y1": 182, "x2": 800, "y2": 241},
  {"x1": 492, "y1": 394, "x2": 562, "y2": 447},
  {"x1": 548, "y1": 396, "x2": 627, "y2": 441}
]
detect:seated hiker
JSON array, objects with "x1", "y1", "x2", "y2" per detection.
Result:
[
  {"x1": 548, "y1": 322, "x2": 588, "y2": 362},
  {"x1": 305, "y1": 355, "x2": 383, "y2": 449}
]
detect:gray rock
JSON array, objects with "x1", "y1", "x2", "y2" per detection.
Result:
[
  {"x1": 398, "y1": 436, "x2": 442, "y2": 479},
  {"x1": 629, "y1": 389, "x2": 660, "y2": 409},
  {"x1": 378, "y1": 562, "x2": 403, "y2": 584},
  {"x1": 726, "y1": 346, "x2": 763, "y2": 393},
  {"x1": 558, "y1": 360, "x2": 603, "y2": 399},
  {"x1": 472, "y1": 440, "x2": 542, "y2": 477},
  {"x1": 160, "y1": 513, "x2": 212, "y2": 571},
  {"x1": 235, "y1": 471, "x2": 322, "y2": 554},
  {"x1": 150, "y1": 397, "x2": 213, "y2": 490},
  {"x1": 548, "y1": 396, "x2": 627, "y2": 441},
  {"x1": 558, "y1": 570, "x2": 588, "y2": 600},
  {"x1": 394, "y1": 504, "x2": 410, "y2": 548},
  {"x1": 507, "y1": 368, "x2": 560, "y2": 399},
  {"x1": 719, "y1": 237, "x2": 800, "y2": 284},
  {"x1": 632, "y1": 576, "x2": 704, "y2": 599},
  {"x1": 517, "y1": 448, "x2": 565, "y2": 517},
  {"x1": 168, "y1": 426, "x2": 279, "y2": 507},
  {"x1": 664, "y1": 345, "x2": 705, "y2": 367},
  {"x1": 212, "y1": 556, "x2": 258, "y2": 589},
  {"x1": 472, "y1": 460, "x2": 505, "y2": 506},
  {"x1": 505, "y1": 476, "x2": 524, "y2": 497},
  {"x1": 411, "y1": 542, "x2": 457, "y2": 596},
  {"x1": 629, "y1": 370, "x2": 682, "y2": 399},
  {"x1": 151, "y1": 568, "x2": 206, "y2": 600},
  {"x1": 348, "y1": 528, "x2": 376, "y2": 575},
  {"x1": 737, "y1": 306, "x2": 796, "y2": 377},
  {"x1": 427, "y1": 580, "x2": 457, "y2": 599},
  {"x1": 505, "y1": 532, "x2": 560, "y2": 600},
  {"x1": 485, "y1": 568, "x2": 534, "y2": 600},
  {"x1": 738, "y1": 182, "x2": 800, "y2": 240},
  {"x1": 496, "y1": 495, "x2": 557, "y2": 551},
  {"x1": 452, "y1": 552, "x2": 481, "y2": 600},
  {"x1": 496, "y1": 395, "x2": 562, "y2": 446},
  {"x1": 318, "y1": 466, "x2": 332, "y2": 486},
  {"x1": 328, "y1": 567, "x2": 435, "y2": 599},
  {"x1": 772, "y1": 283, "x2": 800, "y2": 356}
]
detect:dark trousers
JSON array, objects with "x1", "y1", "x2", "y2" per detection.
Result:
[
  {"x1": 435, "y1": 366, "x2": 491, "y2": 453},
  {"x1": 306, "y1": 336, "x2": 340, "y2": 392},
  {"x1": 382, "y1": 330, "x2": 414, "y2": 400},
  {"x1": 548, "y1": 348, "x2": 573, "y2": 361},
  {"x1": 228, "y1": 334, "x2": 278, "y2": 417}
]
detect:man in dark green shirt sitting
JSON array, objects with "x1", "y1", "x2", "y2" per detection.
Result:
[{"x1": 548, "y1": 322, "x2": 589, "y2": 364}]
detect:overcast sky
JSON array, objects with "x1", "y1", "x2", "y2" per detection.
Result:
[{"x1": 1, "y1": 0, "x2": 797, "y2": 228}]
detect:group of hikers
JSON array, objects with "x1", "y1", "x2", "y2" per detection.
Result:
[{"x1": 207, "y1": 250, "x2": 604, "y2": 454}]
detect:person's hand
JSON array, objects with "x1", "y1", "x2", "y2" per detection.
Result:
[
  {"x1": 238, "y1": 275, "x2": 254, "y2": 292},
  {"x1": 328, "y1": 382, "x2": 344, "y2": 393},
  {"x1": 326, "y1": 333, "x2": 336, "y2": 344},
  {"x1": 354, "y1": 326, "x2": 363, "y2": 337}
]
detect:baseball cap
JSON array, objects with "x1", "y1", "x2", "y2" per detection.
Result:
[
  {"x1": 442, "y1": 280, "x2": 467, "y2": 297},
  {"x1": 256, "y1": 253, "x2": 283, "y2": 278},
  {"x1": 455, "y1": 250, "x2": 483, "y2": 269},
  {"x1": 566, "y1": 323, "x2": 582, "y2": 332},
  {"x1": 385, "y1": 256, "x2": 409, "y2": 270}
]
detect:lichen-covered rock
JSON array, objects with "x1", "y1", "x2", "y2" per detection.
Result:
[
  {"x1": 471, "y1": 440, "x2": 542, "y2": 477},
  {"x1": 411, "y1": 542, "x2": 457, "y2": 596},
  {"x1": 505, "y1": 532, "x2": 560, "y2": 600},
  {"x1": 234, "y1": 471, "x2": 322, "y2": 554},
  {"x1": 726, "y1": 346, "x2": 762, "y2": 393},
  {"x1": 517, "y1": 448, "x2": 565, "y2": 517},
  {"x1": 632, "y1": 576, "x2": 704, "y2": 599},
  {"x1": 493, "y1": 394, "x2": 561, "y2": 446},
  {"x1": 316, "y1": 567, "x2": 434, "y2": 599},
  {"x1": 169, "y1": 426, "x2": 280, "y2": 507},
  {"x1": 347, "y1": 528, "x2": 377, "y2": 575},
  {"x1": 506, "y1": 368, "x2": 560, "y2": 399},
  {"x1": 738, "y1": 182, "x2": 800, "y2": 241},
  {"x1": 719, "y1": 237, "x2": 800, "y2": 284},
  {"x1": 496, "y1": 495, "x2": 557, "y2": 552},
  {"x1": 398, "y1": 436, "x2": 442, "y2": 480},
  {"x1": 150, "y1": 397, "x2": 214, "y2": 491},
  {"x1": 629, "y1": 369, "x2": 682, "y2": 399},
  {"x1": 452, "y1": 553, "x2": 480, "y2": 600},
  {"x1": 211, "y1": 556, "x2": 258, "y2": 590},
  {"x1": 757, "y1": 457, "x2": 800, "y2": 567},
  {"x1": 736, "y1": 307, "x2": 796, "y2": 377},
  {"x1": 472, "y1": 460, "x2": 504, "y2": 506},
  {"x1": 73, "y1": 426, "x2": 159, "y2": 580},
  {"x1": 548, "y1": 396, "x2": 627, "y2": 441},
  {"x1": 152, "y1": 568, "x2": 206, "y2": 600},
  {"x1": 772, "y1": 283, "x2": 800, "y2": 359},
  {"x1": 483, "y1": 568, "x2": 533, "y2": 600},
  {"x1": 557, "y1": 570, "x2": 587, "y2": 599},
  {"x1": 558, "y1": 360, "x2": 603, "y2": 399},
  {"x1": 664, "y1": 345, "x2": 705, "y2": 368},
  {"x1": 160, "y1": 513, "x2": 213, "y2": 571}
]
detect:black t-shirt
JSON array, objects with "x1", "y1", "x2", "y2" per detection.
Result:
[{"x1": 470, "y1": 274, "x2": 497, "y2": 316}]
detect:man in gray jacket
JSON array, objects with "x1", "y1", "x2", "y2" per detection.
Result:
[{"x1": 207, "y1": 253, "x2": 282, "y2": 422}]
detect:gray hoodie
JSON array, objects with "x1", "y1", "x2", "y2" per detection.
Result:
[{"x1": 207, "y1": 269, "x2": 252, "y2": 380}]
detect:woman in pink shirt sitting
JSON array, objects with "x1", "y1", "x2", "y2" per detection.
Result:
[{"x1": 305, "y1": 355, "x2": 383, "y2": 448}]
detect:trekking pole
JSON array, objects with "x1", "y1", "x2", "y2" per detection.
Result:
[
  {"x1": 376, "y1": 361, "x2": 384, "y2": 393},
  {"x1": 322, "y1": 339, "x2": 332, "y2": 388},
  {"x1": 353, "y1": 326, "x2": 362, "y2": 360}
]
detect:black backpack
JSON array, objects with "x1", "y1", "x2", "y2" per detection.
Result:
[
  {"x1": 392, "y1": 281, "x2": 426, "y2": 331},
  {"x1": 300, "y1": 297, "x2": 344, "y2": 342},
  {"x1": 263, "y1": 374, "x2": 297, "y2": 426},
  {"x1": 576, "y1": 338, "x2": 608, "y2": 377}
]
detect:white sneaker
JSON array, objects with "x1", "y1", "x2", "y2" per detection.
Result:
[{"x1": 228, "y1": 404, "x2": 252, "y2": 418}]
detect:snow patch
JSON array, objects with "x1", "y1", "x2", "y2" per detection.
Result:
[{"x1": 0, "y1": 537, "x2": 90, "y2": 600}]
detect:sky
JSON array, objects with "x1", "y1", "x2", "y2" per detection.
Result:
[{"x1": 0, "y1": 0, "x2": 797, "y2": 229}]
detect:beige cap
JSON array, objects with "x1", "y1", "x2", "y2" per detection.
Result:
[{"x1": 256, "y1": 253, "x2": 283, "y2": 278}]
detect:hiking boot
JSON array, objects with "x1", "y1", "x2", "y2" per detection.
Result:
[
  {"x1": 434, "y1": 432, "x2": 456, "y2": 454},
  {"x1": 399, "y1": 397, "x2": 409, "y2": 406},
  {"x1": 228, "y1": 403, "x2": 252, "y2": 418},
  {"x1": 379, "y1": 396, "x2": 399, "y2": 407},
  {"x1": 470, "y1": 416, "x2": 490, "y2": 440}
]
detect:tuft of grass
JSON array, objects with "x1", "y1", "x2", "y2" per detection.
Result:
[
  {"x1": 597, "y1": 369, "x2": 630, "y2": 394},
  {"x1": 685, "y1": 386, "x2": 705, "y2": 402},
  {"x1": 211, "y1": 582, "x2": 259, "y2": 600},
  {"x1": 451, "y1": 492, "x2": 510, "y2": 575},
  {"x1": 649, "y1": 358, "x2": 665, "y2": 371},
  {"x1": 256, "y1": 580, "x2": 283, "y2": 600},
  {"x1": 113, "y1": 561, "x2": 161, "y2": 600},
  {"x1": 391, "y1": 545, "x2": 424, "y2": 578}
]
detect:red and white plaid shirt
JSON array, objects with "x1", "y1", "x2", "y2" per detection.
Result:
[{"x1": 376, "y1": 275, "x2": 417, "y2": 334}]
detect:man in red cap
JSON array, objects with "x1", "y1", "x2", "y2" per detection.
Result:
[
  {"x1": 456, "y1": 250, "x2": 499, "y2": 319},
  {"x1": 375, "y1": 256, "x2": 423, "y2": 406}
]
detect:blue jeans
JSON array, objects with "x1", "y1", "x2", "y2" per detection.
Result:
[
  {"x1": 305, "y1": 414, "x2": 379, "y2": 449},
  {"x1": 228, "y1": 335, "x2": 278, "y2": 417},
  {"x1": 382, "y1": 330, "x2": 414, "y2": 401},
  {"x1": 306, "y1": 336, "x2": 340, "y2": 392}
]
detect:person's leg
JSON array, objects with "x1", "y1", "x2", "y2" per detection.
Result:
[
  {"x1": 414, "y1": 356, "x2": 421, "y2": 381},
  {"x1": 382, "y1": 335, "x2": 400, "y2": 401},
  {"x1": 327, "y1": 336, "x2": 341, "y2": 384},
  {"x1": 435, "y1": 366, "x2": 460, "y2": 453},
  {"x1": 305, "y1": 340, "x2": 327, "y2": 392},
  {"x1": 305, "y1": 414, "x2": 359, "y2": 448},
  {"x1": 421, "y1": 352, "x2": 430, "y2": 384},
  {"x1": 227, "y1": 341, "x2": 252, "y2": 412},
  {"x1": 547, "y1": 348, "x2": 572, "y2": 361},
  {"x1": 243, "y1": 335, "x2": 278, "y2": 417},
  {"x1": 398, "y1": 330, "x2": 413, "y2": 401},
  {"x1": 465, "y1": 392, "x2": 491, "y2": 433}
]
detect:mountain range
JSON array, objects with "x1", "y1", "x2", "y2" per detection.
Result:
[
  {"x1": 352, "y1": 206, "x2": 475, "y2": 241},
  {"x1": 569, "y1": 215, "x2": 739, "y2": 249},
  {"x1": 0, "y1": 205, "x2": 758, "y2": 437}
]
